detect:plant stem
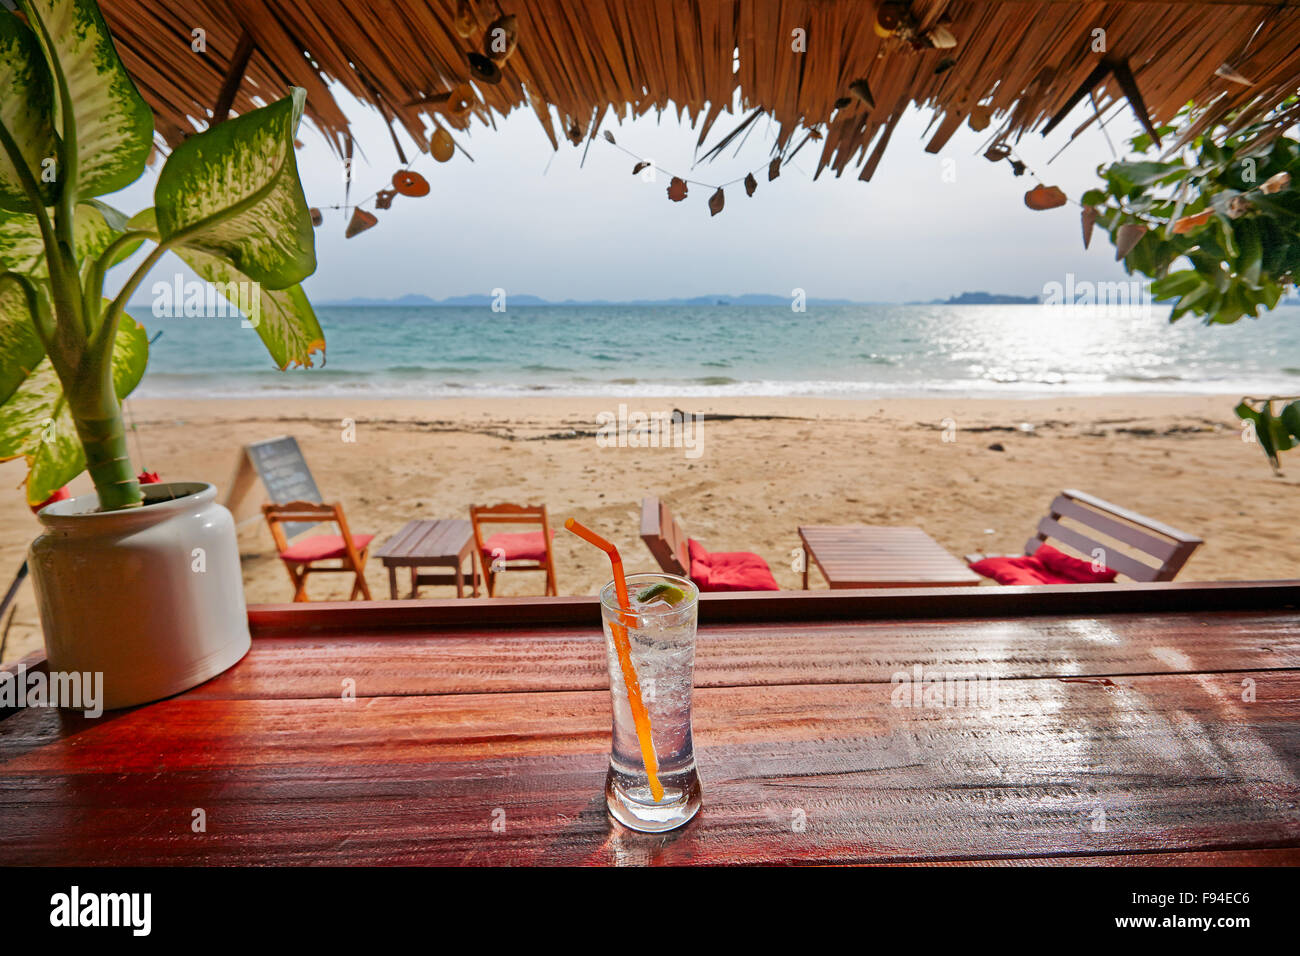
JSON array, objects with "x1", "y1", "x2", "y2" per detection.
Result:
[{"x1": 73, "y1": 406, "x2": 141, "y2": 510}]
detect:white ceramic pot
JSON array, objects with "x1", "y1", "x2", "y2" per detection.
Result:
[{"x1": 28, "y1": 481, "x2": 251, "y2": 710}]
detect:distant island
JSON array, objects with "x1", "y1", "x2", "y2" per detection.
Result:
[
  {"x1": 314, "y1": 292, "x2": 1037, "y2": 307},
  {"x1": 906, "y1": 291, "x2": 1041, "y2": 306}
]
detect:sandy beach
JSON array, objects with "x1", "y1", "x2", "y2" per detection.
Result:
[{"x1": 2, "y1": 393, "x2": 1297, "y2": 663}]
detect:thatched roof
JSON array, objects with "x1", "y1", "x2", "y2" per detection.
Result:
[{"x1": 99, "y1": 0, "x2": 1300, "y2": 178}]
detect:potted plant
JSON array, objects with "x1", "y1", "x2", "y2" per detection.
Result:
[{"x1": 0, "y1": 0, "x2": 325, "y2": 708}]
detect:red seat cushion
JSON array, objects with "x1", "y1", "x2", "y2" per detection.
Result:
[
  {"x1": 969, "y1": 555, "x2": 1058, "y2": 586},
  {"x1": 482, "y1": 530, "x2": 554, "y2": 562},
  {"x1": 970, "y1": 545, "x2": 1117, "y2": 586},
  {"x1": 280, "y1": 533, "x2": 373, "y2": 563},
  {"x1": 1034, "y1": 543, "x2": 1119, "y2": 583},
  {"x1": 688, "y1": 539, "x2": 779, "y2": 592}
]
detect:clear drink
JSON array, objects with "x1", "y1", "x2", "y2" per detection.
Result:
[{"x1": 599, "y1": 572, "x2": 702, "y2": 832}]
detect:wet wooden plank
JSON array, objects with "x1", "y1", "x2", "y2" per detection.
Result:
[
  {"x1": 170, "y1": 610, "x2": 1300, "y2": 700},
  {"x1": 1, "y1": 670, "x2": 1296, "y2": 865}
]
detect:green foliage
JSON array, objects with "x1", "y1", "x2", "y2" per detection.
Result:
[
  {"x1": 1235, "y1": 399, "x2": 1300, "y2": 474},
  {"x1": 0, "y1": 0, "x2": 322, "y2": 509},
  {"x1": 1091, "y1": 100, "x2": 1300, "y2": 474},
  {"x1": 1086, "y1": 101, "x2": 1299, "y2": 326}
]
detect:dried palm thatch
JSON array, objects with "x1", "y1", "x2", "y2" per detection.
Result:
[{"x1": 98, "y1": 0, "x2": 1300, "y2": 178}]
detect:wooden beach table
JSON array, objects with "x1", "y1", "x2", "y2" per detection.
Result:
[
  {"x1": 374, "y1": 518, "x2": 480, "y2": 599},
  {"x1": 2, "y1": 582, "x2": 1298, "y2": 866},
  {"x1": 799, "y1": 524, "x2": 982, "y2": 589}
]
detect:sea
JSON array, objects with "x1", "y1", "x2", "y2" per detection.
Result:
[{"x1": 129, "y1": 302, "x2": 1300, "y2": 400}]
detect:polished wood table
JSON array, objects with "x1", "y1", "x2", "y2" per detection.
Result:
[
  {"x1": 2, "y1": 582, "x2": 1298, "y2": 865},
  {"x1": 799, "y1": 524, "x2": 982, "y2": 589},
  {"x1": 374, "y1": 518, "x2": 479, "y2": 599}
]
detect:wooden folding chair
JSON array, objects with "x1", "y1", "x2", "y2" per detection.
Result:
[
  {"x1": 639, "y1": 496, "x2": 779, "y2": 591},
  {"x1": 640, "y1": 497, "x2": 691, "y2": 576},
  {"x1": 469, "y1": 503, "x2": 557, "y2": 597},
  {"x1": 262, "y1": 501, "x2": 374, "y2": 602},
  {"x1": 965, "y1": 489, "x2": 1203, "y2": 583}
]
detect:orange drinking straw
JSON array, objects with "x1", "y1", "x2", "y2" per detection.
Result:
[{"x1": 564, "y1": 517, "x2": 664, "y2": 803}]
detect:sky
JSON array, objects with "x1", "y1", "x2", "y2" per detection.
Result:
[{"x1": 110, "y1": 84, "x2": 1146, "y2": 306}]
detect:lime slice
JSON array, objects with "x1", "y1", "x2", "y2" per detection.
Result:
[{"x1": 635, "y1": 583, "x2": 687, "y2": 605}]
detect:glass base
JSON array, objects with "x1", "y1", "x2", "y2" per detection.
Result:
[{"x1": 605, "y1": 766, "x2": 702, "y2": 833}]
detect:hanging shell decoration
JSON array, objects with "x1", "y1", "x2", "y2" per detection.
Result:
[
  {"x1": 1024, "y1": 184, "x2": 1068, "y2": 210},
  {"x1": 1081, "y1": 206, "x2": 1099, "y2": 248},
  {"x1": 708, "y1": 187, "x2": 725, "y2": 217},
  {"x1": 1115, "y1": 223, "x2": 1148, "y2": 259},
  {"x1": 430, "y1": 128, "x2": 456, "y2": 163},
  {"x1": 848, "y1": 78, "x2": 875, "y2": 109},
  {"x1": 873, "y1": 4, "x2": 957, "y2": 51},
  {"x1": 768, "y1": 157, "x2": 781, "y2": 181},
  {"x1": 1260, "y1": 171, "x2": 1291, "y2": 195},
  {"x1": 873, "y1": 2, "x2": 909, "y2": 38},
  {"x1": 485, "y1": 14, "x2": 519, "y2": 63},
  {"x1": 454, "y1": 0, "x2": 477, "y2": 39},
  {"x1": 374, "y1": 189, "x2": 397, "y2": 210},
  {"x1": 309, "y1": 207, "x2": 323, "y2": 227},
  {"x1": 467, "y1": 51, "x2": 502, "y2": 84},
  {"x1": 667, "y1": 177, "x2": 688, "y2": 202},
  {"x1": 967, "y1": 104, "x2": 993, "y2": 132},
  {"x1": 744, "y1": 172, "x2": 758, "y2": 197},
  {"x1": 393, "y1": 170, "x2": 431, "y2": 197},
  {"x1": 346, "y1": 208, "x2": 378, "y2": 238},
  {"x1": 445, "y1": 84, "x2": 475, "y2": 119},
  {"x1": 1215, "y1": 62, "x2": 1253, "y2": 86},
  {"x1": 923, "y1": 21, "x2": 958, "y2": 49},
  {"x1": 1171, "y1": 209, "x2": 1212, "y2": 234}
]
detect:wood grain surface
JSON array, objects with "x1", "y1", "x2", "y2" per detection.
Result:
[
  {"x1": 2, "y1": 597, "x2": 1297, "y2": 866},
  {"x1": 799, "y1": 525, "x2": 982, "y2": 588}
]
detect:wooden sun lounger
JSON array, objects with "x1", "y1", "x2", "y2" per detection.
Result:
[{"x1": 966, "y1": 488, "x2": 1203, "y2": 583}]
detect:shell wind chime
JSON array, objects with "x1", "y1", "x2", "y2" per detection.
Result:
[
  {"x1": 454, "y1": 0, "x2": 477, "y2": 38},
  {"x1": 486, "y1": 14, "x2": 519, "y2": 62},
  {"x1": 466, "y1": 11, "x2": 519, "y2": 84},
  {"x1": 332, "y1": 2, "x2": 509, "y2": 238},
  {"x1": 872, "y1": 3, "x2": 959, "y2": 51}
]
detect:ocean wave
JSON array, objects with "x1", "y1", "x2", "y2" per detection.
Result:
[
  {"x1": 133, "y1": 374, "x2": 1293, "y2": 401},
  {"x1": 386, "y1": 364, "x2": 481, "y2": 375}
]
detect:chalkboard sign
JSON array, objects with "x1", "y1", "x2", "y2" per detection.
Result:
[{"x1": 223, "y1": 436, "x2": 323, "y2": 539}]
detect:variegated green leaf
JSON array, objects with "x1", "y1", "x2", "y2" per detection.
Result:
[
  {"x1": 0, "y1": 200, "x2": 132, "y2": 275},
  {"x1": 136, "y1": 207, "x2": 324, "y2": 369},
  {"x1": 155, "y1": 89, "x2": 316, "y2": 290},
  {"x1": 174, "y1": 244, "x2": 324, "y2": 370},
  {"x1": 22, "y1": 0, "x2": 152, "y2": 200},
  {"x1": 0, "y1": 277, "x2": 44, "y2": 405},
  {"x1": 0, "y1": 309, "x2": 147, "y2": 504},
  {"x1": 0, "y1": 10, "x2": 58, "y2": 212},
  {"x1": 0, "y1": 359, "x2": 80, "y2": 504}
]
